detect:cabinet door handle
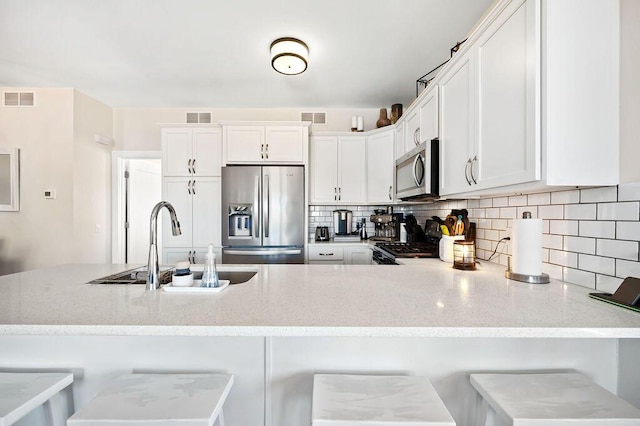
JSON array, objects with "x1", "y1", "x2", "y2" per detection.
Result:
[
  {"x1": 192, "y1": 179, "x2": 196, "y2": 195},
  {"x1": 338, "y1": 187, "x2": 341, "y2": 201},
  {"x1": 470, "y1": 155, "x2": 478, "y2": 184},
  {"x1": 261, "y1": 144, "x2": 264, "y2": 159},
  {"x1": 192, "y1": 158, "x2": 196, "y2": 174},
  {"x1": 191, "y1": 251, "x2": 196, "y2": 264},
  {"x1": 187, "y1": 180, "x2": 192, "y2": 194},
  {"x1": 334, "y1": 187, "x2": 337, "y2": 201},
  {"x1": 414, "y1": 127, "x2": 420, "y2": 146},
  {"x1": 388, "y1": 185, "x2": 392, "y2": 200},
  {"x1": 265, "y1": 143, "x2": 269, "y2": 159},
  {"x1": 319, "y1": 253, "x2": 334, "y2": 256},
  {"x1": 465, "y1": 159, "x2": 472, "y2": 185},
  {"x1": 187, "y1": 159, "x2": 192, "y2": 174}
]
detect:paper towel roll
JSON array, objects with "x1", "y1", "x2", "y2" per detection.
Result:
[{"x1": 512, "y1": 218, "x2": 542, "y2": 276}]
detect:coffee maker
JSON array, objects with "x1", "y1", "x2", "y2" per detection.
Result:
[
  {"x1": 369, "y1": 211, "x2": 403, "y2": 241},
  {"x1": 333, "y1": 209, "x2": 353, "y2": 235}
]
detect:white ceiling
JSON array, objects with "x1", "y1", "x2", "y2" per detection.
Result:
[{"x1": 0, "y1": 0, "x2": 494, "y2": 109}]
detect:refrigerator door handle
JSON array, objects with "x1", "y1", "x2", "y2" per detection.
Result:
[
  {"x1": 254, "y1": 174, "x2": 260, "y2": 238},
  {"x1": 264, "y1": 174, "x2": 270, "y2": 238},
  {"x1": 224, "y1": 249, "x2": 302, "y2": 256}
]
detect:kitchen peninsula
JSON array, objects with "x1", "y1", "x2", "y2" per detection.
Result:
[{"x1": 1, "y1": 261, "x2": 640, "y2": 425}]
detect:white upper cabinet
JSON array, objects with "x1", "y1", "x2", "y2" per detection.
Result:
[
  {"x1": 403, "y1": 109, "x2": 420, "y2": 154},
  {"x1": 223, "y1": 123, "x2": 308, "y2": 164},
  {"x1": 162, "y1": 127, "x2": 222, "y2": 177},
  {"x1": 310, "y1": 135, "x2": 366, "y2": 204},
  {"x1": 395, "y1": 122, "x2": 406, "y2": 160},
  {"x1": 418, "y1": 88, "x2": 438, "y2": 144},
  {"x1": 439, "y1": 50, "x2": 475, "y2": 196},
  {"x1": 438, "y1": 0, "x2": 619, "y2": 197},
  {"x1": 367, "y1": 129, "x2": 395, "y2": 203}
]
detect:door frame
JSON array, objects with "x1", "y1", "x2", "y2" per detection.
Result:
[{"x1": 111, "y1": 151, "x2": 162, "y2": 264}]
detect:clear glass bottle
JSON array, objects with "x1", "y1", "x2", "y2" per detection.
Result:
[{"x1": 201, "y1": 244, "x2": 219, "y2": 288}]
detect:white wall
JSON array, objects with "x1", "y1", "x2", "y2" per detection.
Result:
[
  {"x1": 72, "y1": 90, "x2": 113, "y2": 263},
  {"x1": 0, "y1": 88, "x2": 75, "y2": 274},
  {"x1": 620, "y1": 0, "x2": 640, "y2": 183},
  {"x1": 113, "y1": 107, "x2": 382, "y2": 151}
]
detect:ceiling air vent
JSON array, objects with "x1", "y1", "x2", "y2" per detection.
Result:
[
  {"x1": 3, "y1": 91, "x2": 35, "y2": 107},
  {"x1": 301, "y1": 112, "x2": 326, "y2": 125},
  {"x1": 186, "y1": 112, "x2": 212, "y2": 124}
]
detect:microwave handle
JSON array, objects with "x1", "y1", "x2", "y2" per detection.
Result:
[{"x1": 412, "y1": 153, "x2": 424, "y2": 187}]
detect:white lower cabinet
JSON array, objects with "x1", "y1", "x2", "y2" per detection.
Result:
[
  {"x1": 163, "y1": 246, "x2": 222, "y2": 265},
  {"x1": 307, "y1": 244, "x2": 371, "y2": 265},
  {"x1": 161, "y1": 176, "x2": 221, "y2": 264}
]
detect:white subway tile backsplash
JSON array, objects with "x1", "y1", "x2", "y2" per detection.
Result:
[
  {"x1": 564, "y1": 268, "x2": 596, "y2": 289},
  {"x1": 528, "y1": 192, "x2": 550, "y2": 206},
  {"x1": 616, "y1": 259, "x2": 640, "y2": 279},
  {"x1": 479, "y1": 198, "x2": 493, "y2": 208},
  {"x1": 486, "y1": 208, "x2": 500, "y2": 218},
  {"x1": 492, "y1": 219, "x2": 508, "y2": 230},
  {"x1": 476, "y1": 239, "x2": 492, "y2": 251},
  {"x1": 565, "y1": 204, "x2": 597, "y2": 220},
  {"x1": 499, "y1": 207, "x2": 517, "y2": 218},
  {"x1": 580, "y1": 186, "x2": 617, "y2": 203},
  {"x1": 617, "y1": 222, "x2": 640, "y2": 241},
  {"x1": 471, "y1": 209, "x2": 486, "y2": 218},
  {"x1": 578, "y1": 253, "x2": 615, "y2": 275},
  {"x1": 618, "y1": 182, "x2": 640, "y2": 202},
  {"x1": 484, "y1": 229, "x2": 500, "y2": 241},
  {"x1": 509, "y1": 195, "x2": 527, "y2": 206},
  {"x1": 541, "y1": 247, "x2": 549, "y2": 262},
  {"x1": 564, "y1": 236, "x2": 596, "y2": 254},
  {"x1": 548, "y1": 250, "x2": 578, "y2": 268},
  {"x1": 542, "y1": 262, "x2": 563, "y2": 280},
  {"x1": 543, "y1": 234, "x2": 563, "y2": 250},
  {"x1": 596, "y1": 275, "x2": 624, "y2": 293},
  {"x1": 578, "y1": 221, "x2": 615, "y2": 239},
  {"x1": 598, "y1": 202, "x2": 640, "y2": 221},
  {"x1": 493, "y1": 197, "x2": 508, "y2": 207},
  {"x1": 467, "y1": 199, "x2": 480, "y2": 208},
  {"x1": 551, "y1": 189, "x2": 580, "y2": 205},
  {"x1": 549, "y1": 220, "x2": 578, "y2": 236},
  {"x1": 478, "y1": 218, "x2": 492, "y2": 229},
  {"x1": 596, "y1": 239, "x2": 639, "y2": 261},
  {"x1": 538, "y1": 205, "x2": 564, "y2": 219}
]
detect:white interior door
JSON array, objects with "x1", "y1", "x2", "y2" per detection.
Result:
[{"x1": 126, "y1": 159, "x2": 162, "y2": 264}]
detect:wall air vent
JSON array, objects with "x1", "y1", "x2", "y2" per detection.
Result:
[
  {"x1": 186, "y1": 112, "x2": 212, "y2": 124},
  {"x1": 3, "y1": 92, "x2": 35, "y2": 107},
  {"x1": 301, "y1": 112, "x2": 326, "y2": 125}
]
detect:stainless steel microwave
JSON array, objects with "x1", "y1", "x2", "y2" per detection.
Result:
[{"x1": 395, "y1": 138, "x2": 439, "y2": 201}]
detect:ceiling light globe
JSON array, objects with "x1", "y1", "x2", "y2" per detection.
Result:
[{"x1": 270, "y1": 38, "x2": 308, "y2": 75}]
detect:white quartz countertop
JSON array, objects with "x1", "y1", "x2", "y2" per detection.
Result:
[{"x1": 1, "y1": 261, "x2": 640, "y2": 338}]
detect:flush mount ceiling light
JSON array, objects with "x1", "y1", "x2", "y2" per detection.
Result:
[{"x1": 270, "y1": 37, "x2": 309, "y2": 75}]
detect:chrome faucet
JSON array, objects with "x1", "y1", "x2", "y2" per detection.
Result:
[{"x1": 147, "y1": 201, "x2": 181, "y2": 290}]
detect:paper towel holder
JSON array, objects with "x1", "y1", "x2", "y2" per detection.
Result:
[
  {"x1": 505, "y1": 211, "x2": 550, "y2": 284},
  {"x1": 505, "y1": 257, "x2": 550, "y2": 284}
]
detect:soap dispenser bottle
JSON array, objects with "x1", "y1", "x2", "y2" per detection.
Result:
[{"x1": 201, "y1": 244, "x2": 219, "y2": 288}]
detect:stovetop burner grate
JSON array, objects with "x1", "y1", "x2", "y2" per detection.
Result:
[{"x1": 375, "y1": 242, "x2": 440, "y2": 258}]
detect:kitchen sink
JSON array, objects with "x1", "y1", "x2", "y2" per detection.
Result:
[{"x1": 87, "y1": 266, "x2": 258, "y2": 285}]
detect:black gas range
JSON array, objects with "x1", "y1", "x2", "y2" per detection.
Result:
[{"x1": 372, "y1": 240, "x2": 440, "y2": 265}]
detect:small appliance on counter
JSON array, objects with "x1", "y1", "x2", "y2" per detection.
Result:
[
  {"x1": 369, "y1": 211, "x2": 403, "y2": 242},
  {"x1": 315, "y1": 226, "x2": 330, "y2": 242},
  {"x1": 333, "y1": 209, "x2": 354, "y2": 241}
]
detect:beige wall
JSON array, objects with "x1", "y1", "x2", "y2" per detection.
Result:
[
  {"x1": 113, "y1": 107, "x2": 382, "y2": 151},
  {"x1": 72, "y1": 90, "x2": 113, "y2": 263},
  {"x1": 0, "y1": 88, "x2": 75, "y2": 274},
  {"x1": 620, "y1": 0, "x2": 640, "y2": 183}
]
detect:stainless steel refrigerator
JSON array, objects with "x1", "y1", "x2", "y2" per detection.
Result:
[{"x1": 221, "y1": 165, "x2": 305, "y2": 264}]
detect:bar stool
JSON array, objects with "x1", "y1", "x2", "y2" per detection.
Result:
[
  {"x1": 470, "y1": 372, "x2": 640, "y2": 426},
  {"x1": 0, "y1": 372, "x2": 73, "y2": 426},
  {"x1": 67, "y1": 373, "x2": 233, "y2": 426},
  {"x1": 312, "y1": 374, "x2": 456, "y2": 425}
]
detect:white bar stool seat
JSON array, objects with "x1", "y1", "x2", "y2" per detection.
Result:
[
  {"x1": 0, "y1": 372, "x2": 73, "y2": 426},
  {"x1": 67, "y1": 373, "x2": 233, "y2": 426},
  {"x1": 312, "y1": 374, "x2": 456, "y2": 425},
  {"x1": 470, "y1": 372, "x2": 640, "y2": 426}
]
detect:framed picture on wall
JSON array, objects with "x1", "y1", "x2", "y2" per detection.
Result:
[{"x1": 0, "y1": 147, "x2": 20, "y2": 211}]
